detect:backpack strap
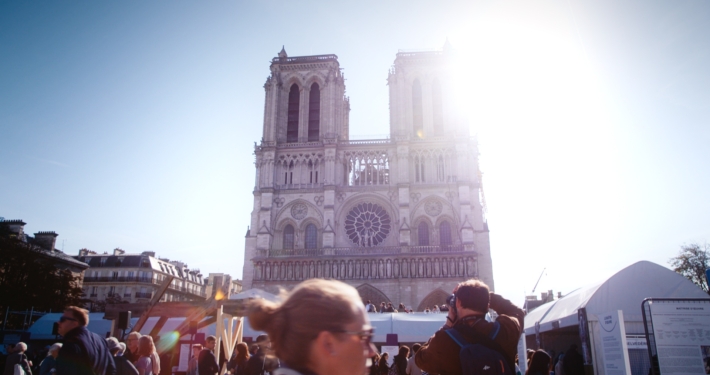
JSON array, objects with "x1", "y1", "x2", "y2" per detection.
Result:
[
  {"x1": 449, "y1": 321, "x2": 515, "y2": 371},
  {"x1": 445, "y1": 328, "x2": 470, "y2": 348}
]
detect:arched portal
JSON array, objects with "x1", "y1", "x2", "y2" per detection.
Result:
[
  {"x1": 356, "y1": 283, "x2": 390, "y2": 307},
  {"x1": 417, "y1": 288, "x2": 450, "y2": 312}
]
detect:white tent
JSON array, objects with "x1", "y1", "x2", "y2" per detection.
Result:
[
  {"x1": 523, "y1": 260, "x2": 708, "y2": 375},
  {"x1": 229, "y1": 288, "x2": 280, "y2": 302},
  {"x1": 28, "y1": 313, "x2": 114, "y2": 340}
]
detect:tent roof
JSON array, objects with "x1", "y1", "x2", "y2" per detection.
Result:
[
  {"x1": 229, "y1": 288, "x2": 280, "y2": 302},
  {"x1": 524, "y1": 260, "x2": 708, "y2": 335}
]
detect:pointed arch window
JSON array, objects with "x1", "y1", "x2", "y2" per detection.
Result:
[
  {"x1": 308, "y1": 83, "x2": 320, "y2": 141},
  {"x1": 287, "y1": 84, "x2": 300, "y2": 143},
  {"x1": 432, "y1": 79, "x2": 443, "y2": 134},
  {"x1": 283, "y1": 225, "x2": 295, "y2": 249},
  {"x1": 305, "y1": 223, "x2": 318, "y2": 249},
  {"x1": 439, "y1": 221, "x2": 452, "y2": 247},
  {"x1": 418, "y1": 222, "x2": 430, "y2": 246},
  {"x1": 412, "y1": 79, "x2": 423, "y2": 138}
]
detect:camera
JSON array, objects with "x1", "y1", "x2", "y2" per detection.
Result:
[{"x1": 447, "y1": 294, "x2": 456, "y2": 309}]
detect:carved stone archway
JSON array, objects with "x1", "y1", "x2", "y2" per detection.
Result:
[
  {"x1": 356, "y1": 283, "x2": 390, "y2": 306},
  {"x1": 417, "y1": 288, "x2": 449, "y2": 312}
]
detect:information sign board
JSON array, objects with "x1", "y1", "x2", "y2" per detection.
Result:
[
  {"x1": 599, "y1": 310, "x2": 632, "y2": 375},
  {"x1": 648, "y1": 301, "x2": 710, "y2": 375}
]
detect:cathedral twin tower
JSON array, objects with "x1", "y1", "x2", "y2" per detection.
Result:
[{"x1": 242, "y1": 46, "x2": 493, "y2": 310}]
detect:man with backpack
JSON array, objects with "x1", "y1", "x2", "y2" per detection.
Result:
[{"x1": 415, "y1": 280, "x2": 525, "y2": 375}]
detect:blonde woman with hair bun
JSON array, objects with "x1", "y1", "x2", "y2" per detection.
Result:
[{"x1": 247, "y1": 279, "x2": 377, "y2": 375}]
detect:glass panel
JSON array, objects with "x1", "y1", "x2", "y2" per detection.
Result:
[
  {"x1": 287, "y1": 84, "x2": 299, "y2": 142},
  {"x1": 440, "y1": 221, "x2": 452, "y2": 246},
  {"x1": 412, "y1": 79, "x2": 423, "y2": 138},
  {"x1": 305, "y1": 224, "x2": 318, "y2": 249},
  {"x1": 283, "y1": 225, "x2": 295, "y2": 249},
  {"x1": 308, "y1": 83, "x2": 320, "y2": 141},
  {"x1": 418, "y1": 222, "x2": 430, "y2": 246}
]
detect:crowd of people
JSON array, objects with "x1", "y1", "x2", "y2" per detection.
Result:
[
  {"x1": 2, "y1": 277, "x2": 591, "y2": 375},
  {"x1": 364, "y1": 301, "x2": 448, "y2": 314}
]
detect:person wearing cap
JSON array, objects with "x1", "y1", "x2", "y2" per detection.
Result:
[
  {"x1": 106, "y1": 338, "x2": 138, "y2": 375},
  {"x1": 39, "y1": 343, "x2": 62, "y2": 375}
]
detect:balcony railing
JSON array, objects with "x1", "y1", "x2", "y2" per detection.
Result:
[
  {"x1": 135, "y1": 292, "x2": 152, "y2": 299},
  {"x1": 84, "y1": 276, "x2": 206, "y2": 298},
  {"x1": 257, "y1": 244, "x2": 471, "y2": 258},
  {"x1": 84, "y1": 276, "x2": 154, "y2": 283}
]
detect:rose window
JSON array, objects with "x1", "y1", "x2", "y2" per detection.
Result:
[{"x1": 344, "y1": 202, "x2": 391, "y2": 247}]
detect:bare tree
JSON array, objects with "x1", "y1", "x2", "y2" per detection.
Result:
[{"x1": 669, "y1": 243, "x2": 710, "y2": 293}]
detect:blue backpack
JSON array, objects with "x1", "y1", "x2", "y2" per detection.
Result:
[{"x1": 445, "y1": 321, "x2": 515, "y2": 375}]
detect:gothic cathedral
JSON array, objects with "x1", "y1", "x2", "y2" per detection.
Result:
[{"x1": 242, "y1": 46, "x2": 493, "y2": 311}]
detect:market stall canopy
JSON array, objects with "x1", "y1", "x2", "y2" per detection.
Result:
[
  {"x1": 229, "y1": 288, "x2": 280, "y2": 302},
  {"x1": 523, "y1": 260, "x2": 708, "y2": 335},
  {"x1": 29, "y1": 313, "x2": 115, "y2": 340}
]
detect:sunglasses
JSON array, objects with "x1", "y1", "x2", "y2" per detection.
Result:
[
  {"x1": 334, "y1": 328, "x2": 375, "y2": 345},
  {"x1": 59, "y1": 316, "x2": 77, "y2": 323}
]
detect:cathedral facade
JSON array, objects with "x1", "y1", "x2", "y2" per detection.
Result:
[{"x1": 241, "y1": 46, "x2": 493, "y2": 311}]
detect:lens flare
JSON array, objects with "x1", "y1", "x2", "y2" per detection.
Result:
[{"x1": 157, "y1": 331, "x2": 180, "y2": 353}]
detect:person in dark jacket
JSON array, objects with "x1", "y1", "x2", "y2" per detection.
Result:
[
  {"x1": 562, "y1": 345, "x2": 584, "y2": 375},
  {"x1": 106, "y1": 338, "x2": 138, "y2": 375},
  {"x1": 3, "y1": 342, "x2": 32, "y2": 375},
  {"x1": 227, "y1": 342, "x2": 249, "y2": 375},
  {"x1": 378, "y1": 353, "x2": 390, "y2": 375},
  {"x1": 55, "y1": 306, "x2": 116, "y2": 375},
  {"x1": 416, "y1": 280, "x2": 525, "y2": 375},
  {"x1": 393, "y1": 346, "x2": 409, "y2": 375},
  {"x1": 39, "y1": 343, "x2": 62, "y2": 375},
  {"x1": 198, "y1": 336, "x2": 219, "y2": 375},
  {"x1": 245, "y1": 335, "x2": 278, "y2": 375},
  {"x1": 526, "y1": 350, "x2": 551, "y2": 375}
]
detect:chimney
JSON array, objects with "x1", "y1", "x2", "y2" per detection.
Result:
[
  {"x1": 4, "y1": 219, "x2": 26, "y2": 237},
  {"x1": 540, "y1": 292, "x2": 548, "y2": 301},
  {"x1": 79, "y1": 248, "x2": 89, "y2": 256},
  {"x1": 113, "y1": 248, "x2": 125, "y2": 256},
  {"x1": 34, "y1": 231, "x2": 58, "y2": 251},
  {"x1": 558, "y1": 292, "x2": 563, "y2": 299},
  {"x1": 548, "y1": 289, "x2": 554, "y2": 301}
]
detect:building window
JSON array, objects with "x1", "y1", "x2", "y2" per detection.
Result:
[
  {"x1": 305, "y1": 224, "x2": 318, "y2": 249},
  {"x1": 415, "y1": 155, "x2": 426, "y2": 183},
  {"x1": 412, "y1": 79, "x2": 423, "y2": 138},
  {"x1": 432, "y1": 78, "x2": 443, "y2": 134},
  {"x1": 437, "y1": 155, "x2": 445, "y2": 182},
  {"x1": 418, "y1": 222, "x2": 430, "y2": 246},
  {"x1": 283, "y1": 225, "x2": 295, "y2": 249},
  {"x1": 308, "y1": 83, "x2": 320, "y2": 141},
  {"x1": 287, "y1": 84, "x2": 300, "y2": 143},
  {"x1": 440, "y1": 221, "x2": 452, "y2": 246},
  {"x1": 100, "y1": 257, "x2": 107, "y2": 266}
]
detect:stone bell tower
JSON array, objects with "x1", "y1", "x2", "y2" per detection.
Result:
[{"x1": 242, "y1": 45, "x2": 493, "y2": 311}]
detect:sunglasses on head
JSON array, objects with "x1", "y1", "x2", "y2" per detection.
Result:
[{"x1": 59, "y1": 316, "x2": 77, "y2": 323}]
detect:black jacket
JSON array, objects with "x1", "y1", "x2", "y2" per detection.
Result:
[
  {"x1": 114, "y1": 356, "x2": 138, "y2": 375},
  {"x1": 56, "y1": 326, "x2": 116, "y2": 375},
  {"x1": 197, "y1": 349, "x2": 219, "y2": 375},
  {"x1": 3, "y1": 352, "x2": 32, "y2": 375}
]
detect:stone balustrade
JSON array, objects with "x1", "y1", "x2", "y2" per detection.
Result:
[{"x1": 251, "y1": 245, "x2": 477, "y2": 282}]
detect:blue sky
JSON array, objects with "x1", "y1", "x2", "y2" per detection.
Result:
[{"x1": 1, "y1": 0, "x2": 709, "y2": 304}]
